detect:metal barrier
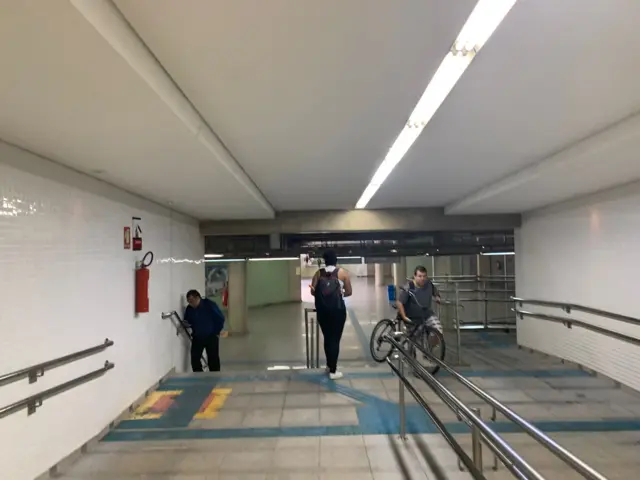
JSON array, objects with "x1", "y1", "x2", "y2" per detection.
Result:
[
  {"x1": 0, "y1": 339, "x2": 114, "y2": 388},
  {"x1": 384, "y1": 332, "x2": 608, "y2": 480},
  {"x1": 435, "y1": 276, "x2": 516, "y2": 330},
  {"x1": 304, "y1": 308, "x2": 320, "y2": 368}
]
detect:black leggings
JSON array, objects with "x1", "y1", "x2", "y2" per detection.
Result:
[{"x1": 317, "y1": 308, "x2": 347, "y2": 373}]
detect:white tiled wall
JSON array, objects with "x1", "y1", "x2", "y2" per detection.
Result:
[
  {"x1": 0, "y1": 142, "x2": 204, "y2": 479},
  {"x1": 515, "y1": 181, "x2": 640, "y2": 391}
]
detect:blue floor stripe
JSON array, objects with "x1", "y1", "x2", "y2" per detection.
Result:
[
  {"x1": 158, "y1": 368, "x2": 589, "y2": 388},
  {"x1": 104, "y1": 425, "x2": 362, "y2": 442},
  {"x1": 105, "y1": 417, "x2": 640, "y2": 442},
  {"x1": 303, "y1": 372, "x2": 394, "y2": 407},
  {"x1": 347, "y1": 308, "x2": 373, "y2": 363}
]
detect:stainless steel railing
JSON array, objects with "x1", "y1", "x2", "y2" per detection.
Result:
[
  {"x1": 0, "y1": 339, "x2": 114, "y2": 388},
  {"x1": 512, "y1": 299, "x2": 640, "y2": 347},
  {"x1": 512, "y1": 298, "x2": 640, "y2": 327},
  {"x1": 0, "y1": 362, "x2": 115, "y2": 419},
  {"x1": 385, "y1": 332, "x2": 608, "y2": 480}
]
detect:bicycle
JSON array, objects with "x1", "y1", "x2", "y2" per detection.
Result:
[{"x1": 369, "y1": 284, "x2": 446, "y2": 375}]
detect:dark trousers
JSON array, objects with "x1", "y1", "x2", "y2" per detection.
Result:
[
  {"x1": 191, "y1": 334, "x2": 221, "y2": 372},
  {"x1": 317, "y1": 308, "x2": 347, "y2": 373}
]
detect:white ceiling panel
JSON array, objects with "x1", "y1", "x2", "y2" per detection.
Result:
[
  {"x1": 114, "y1": 0, "x2": 477, "y2": 211},
  {"x1": 371, "y1": 0, "x2": 640, "y2": 211},
  {"x1": 0, "y1": 0, "x2": 272, "y2": 219},
  {"x1": 448, "y1": 112, "x2": 640, "y2": 214}
]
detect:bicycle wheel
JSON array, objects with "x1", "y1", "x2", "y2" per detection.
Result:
[
  {"x1": 414, "y1": 327, "x2": 446, "y2": 375},
  {"x1": 369, "y1": 319, "x2": 395, "y2": 363}
]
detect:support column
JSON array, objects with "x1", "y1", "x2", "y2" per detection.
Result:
[
  {"x1": 392, "y1": 258, "x2": 407, "y2": 286},
  {"x1": 287, "y1": 260, "x2": 302, "y2": 302},
  {"x1": 374, "y1": 263, "x2": 385, "y2": 286},
  {"x1": 227, "y1": 261, "x2": 248, "y2": 335}
]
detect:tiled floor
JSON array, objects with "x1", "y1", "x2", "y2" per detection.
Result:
[{"x1": 57, "y1": 279, "x2": 640, "y2": 479}]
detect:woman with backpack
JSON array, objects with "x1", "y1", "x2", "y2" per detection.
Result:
[{"x1": 309, "y1": 250, "x2": 353, "y2": 379}]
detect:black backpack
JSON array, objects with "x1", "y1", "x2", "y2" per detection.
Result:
[{"x1": 315, "y1": 268, "x2": 344, "y2": 310}]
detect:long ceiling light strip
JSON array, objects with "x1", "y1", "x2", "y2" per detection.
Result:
[{"x1": 355, "y1": 0, "x2": 518, "y2": 209}]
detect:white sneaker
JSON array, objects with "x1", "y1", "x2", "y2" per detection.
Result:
[
  {"x1": 325, "y1": 366, "x2": 330, "y2": 373},
  {"x1": 329, "y1": 371, "x2": 344, "y2": 380}
]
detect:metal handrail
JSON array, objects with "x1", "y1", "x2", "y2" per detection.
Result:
[
  {"x1": 0, "y1": 361, "x2": 115, "y2": 419},
  {"x1": 432, "y1": 275, "x2": 515, "y2": 280},
  {"x1": 438, "y1": 288, "x2": 514, "y2": 294},
  {"x1": 514, "y1": 309, "x2": 640, "y2": 347},
  {"x1": 161, "y1": 311, "x2": 208, "y2": 370},
  {"x1": 385, "y1": 354, "x2": 486, "y2": 479},
  {"x1": 459, "y1": 298, "x2": 515, "y2": 303},
  {"x1": 386, "y1": 335, "x2": 544, "y2": 480},
  {"x1": 512, "y1": 297, "x2": 640, "y2": 327},
  {"x1": 0, "y1": 339, "x2": 114, "y2": 388},
  {"x1": 404, "y1": 335, "x2": 608, "y2": 480}
]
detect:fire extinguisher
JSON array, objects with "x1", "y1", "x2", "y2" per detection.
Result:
[
  {"x1": 135, "y1": 251, "x2": 154, "y2": 314},
  {"x1": 222, "y1": 283, "x2": 229, "y2": 308}
]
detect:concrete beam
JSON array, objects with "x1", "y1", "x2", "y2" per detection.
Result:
[{"x1": 200, "y1": 208, "x2": 521, "y2": 235}]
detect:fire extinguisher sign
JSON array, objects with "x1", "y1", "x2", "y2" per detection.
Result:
[{"x1": 132, "y1": 217, "x2": 143, "y2": 251}]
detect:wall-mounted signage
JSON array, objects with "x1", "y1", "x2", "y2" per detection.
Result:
[
  {"x1": 132, "y1": 217, "x2": 143, "y2": 251},
  {"x1": 124, "y1": 226, "x2": 131, "y2": 250}
]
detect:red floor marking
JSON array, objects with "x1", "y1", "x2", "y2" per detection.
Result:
[{"x1": 150, "y1": 395, "x2": 176, "y2": 413}]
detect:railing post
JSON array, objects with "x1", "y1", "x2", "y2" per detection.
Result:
[
  {"x1": 455, "y1": 282, "x2": 462, "y2": 365},
  {"x1": 472, "y1": 407, "x2": 483, "y2": 471},
  {"x1": 491, "y1": 406, "x2": 499, "y2": 471},
  {"x1": 398, "y1": 354, "x2": 407, "y2": 440},
  {"x1": 315, "y1": 313, "x2": 320, "y2": 369},
  {"x1": 304, "y1": 309, "x2": 310, "y2": 369},
  {"x1": 309, "y1": 310, "x2": 315, "y2": 369},
  {"x1": 483, "y1": 279, "x2": 489, "y2": 329}
]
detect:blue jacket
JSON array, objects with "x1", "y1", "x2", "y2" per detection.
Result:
[{"x1": 184, "y1": 298, "x2": 225, "y2": 338}]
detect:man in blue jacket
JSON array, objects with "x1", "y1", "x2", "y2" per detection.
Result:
[{"x1": 184, "y1": 289, "x2": 225, "y2": 372}]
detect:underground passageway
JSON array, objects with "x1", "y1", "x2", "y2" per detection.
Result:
[{"x1": 3, "y1": 0, "x2": 640, "y2": 478}]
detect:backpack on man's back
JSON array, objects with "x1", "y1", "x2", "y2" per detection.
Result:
[{"x1": 314, "y1": 268, "x2": 344, "y2": 311}]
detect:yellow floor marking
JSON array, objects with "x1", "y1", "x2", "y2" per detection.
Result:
[
  {"x1": 130, "y1": 390, "x2": 182, "y2": 420},
  {"x1": 194, "y1": 388, "x2": 232, "y2": 419}
]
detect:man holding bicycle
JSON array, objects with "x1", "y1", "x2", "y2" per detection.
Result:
[{"x1": 396, "y1": 266, "x2": 443, "y2": 334}]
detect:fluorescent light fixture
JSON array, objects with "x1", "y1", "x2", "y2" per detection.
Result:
[
  {"x1": 481, "y1": 251, "x2": 515, "y2": 256},
  {"x1": 158, "y1": 257, "x2": 205, "y2": 264},
  {"x1": 337, "y1": 256, "x2": 363, "y2": 260},
  {"x1": 355, "y1": 0, "x2": 517, "y2": 209},
  {"x1": 204, "y1": 254, "x2": 224, "y2": 258},
  {"x1": 250, "y1": 257, "x2": 298, "y2": 261},
  {"x1": 204, "y1": 258, "x2": 246, "y2": 263}
]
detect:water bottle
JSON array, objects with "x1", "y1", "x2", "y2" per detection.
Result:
[{"x1": 387, "y1": 284, "x2": 396, "y2": 303}]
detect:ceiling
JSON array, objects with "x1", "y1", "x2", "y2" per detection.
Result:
[{"x1": 1, "y1": 0, "x2": 639, "y2": 220}]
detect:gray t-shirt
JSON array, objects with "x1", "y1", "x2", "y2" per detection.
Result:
[{"x1": 398, "y1": 281, "x2": 439, "y2": 319}]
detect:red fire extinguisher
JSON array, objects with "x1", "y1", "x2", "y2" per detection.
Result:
[
  {"x1": 135, "y1": 251, "x2": 154, "y2": 313},
  {"x1": 222, "y1": 283, "x2": 229, "y2": 308}
]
